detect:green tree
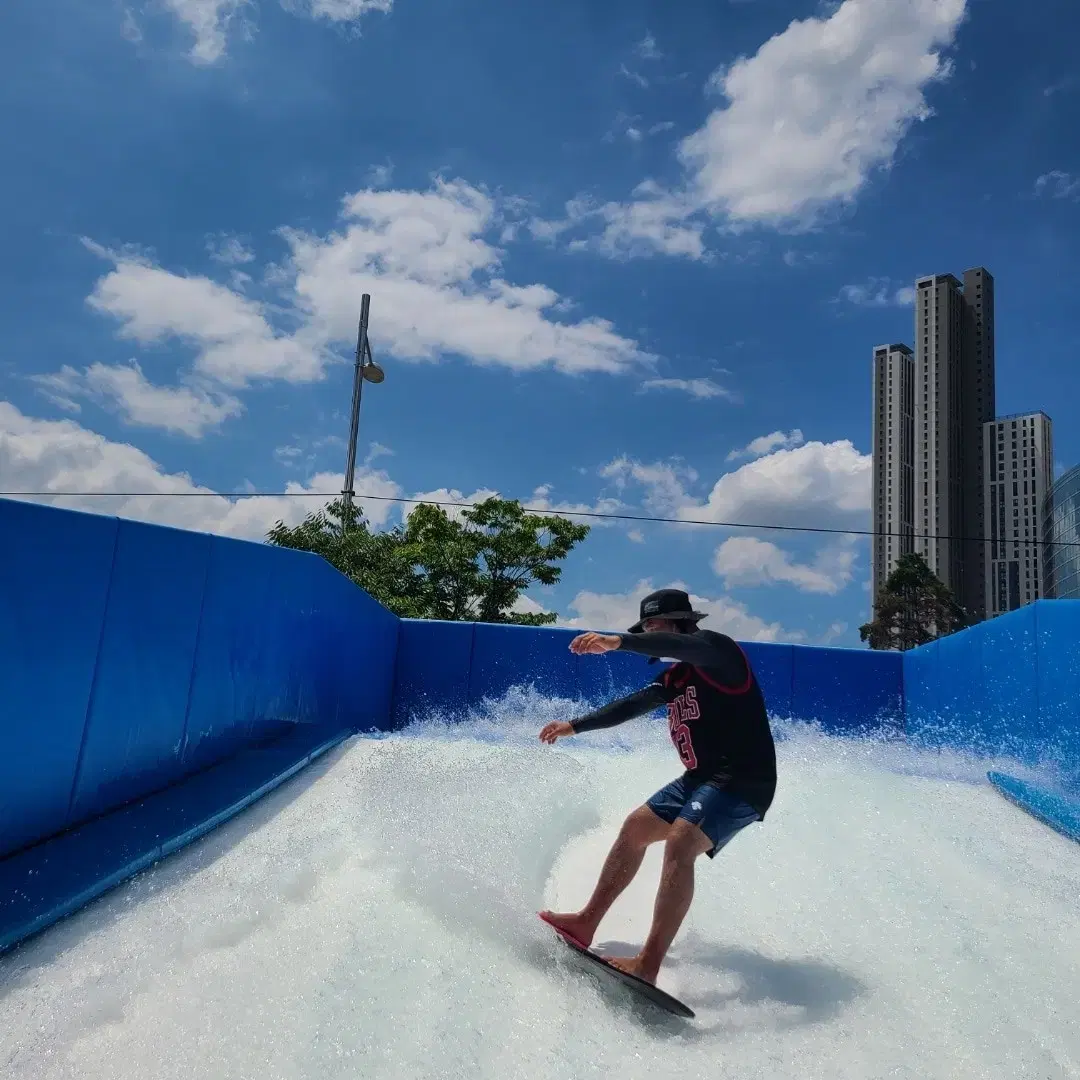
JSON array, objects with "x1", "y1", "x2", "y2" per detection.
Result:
[
  {"x1": 266, "y1": 495, "x2": 589, "y2": 625},
  {"x1": 266, "y1": 499, "x2": 429, "y2": 617},
  {"x1": 859, "y1": 551, "x2": 968, "y2": 651}
]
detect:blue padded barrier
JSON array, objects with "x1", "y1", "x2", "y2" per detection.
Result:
[
  {"x1": 928, "y1": 626, "x2": 987, "y2": 752},
  {"x1": 389, "y1": 621, "x2": 802, "y2": 726},
  {"x1": 905, "y1": 605, "x2": 1045, "y2": 762},
  {"x1": 466, "y1": 623, "x2": 581, "y2": 705},
  {"x1": 13, "y1": 482, "x2": 1080, "y2": 963},
  {"x1": 392, "y1": 619, "x2": 475, "y2": 726},
  {"x1": 307, "y1": 554, "x2": 399, "y2": 732},
  {"x1": 0, "y1": 725, "x2": 350, "y2": 955},
  {"x1": 791, "y1": 644, "x2": 903, "y2": 736},
  {"x1": 389, "y1": 618, "x2": 656, "y2": 723},
  {"x1": 183, "y1": 539, "x2": 400, "y2": 769},
  {"x1": 987, "y1": 771, "x2": 1080, "y2": 845},
  {"x1": 790, "y1": 644, "x2": 902, "y2": 735},
  {"x1": 69, "y1": 519, "x2": 211, "y2": 826},
  {"x1": 740, "y1": 643, "x2": 794, "y2": 721},
  {"x1": 0, "y1": 492, "x2": 400, "y2": 953},
  {"x1": 900, "y1": 638, "x2": 938, "y2": 743},
  {"x1": 0, "y1": 496, "x2": 399, "y2": 868},
  {"x1": 983, "y1": 604, "x2": 1040, "y2": 762},
  {"x1": 182, "y1": 535, "x2": 315, "y2": 772},
  {"x1": 1034, "y1": 600, "x2": 1080, "y2": 774},
  {"x1": 390, "y1": 620, "x2": 905, "y2": 736},
  {"x1": 0, "y1": 500, "x2": 119, "y2": 860}
]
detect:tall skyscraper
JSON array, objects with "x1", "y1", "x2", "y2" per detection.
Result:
[
  {"x1": 871, "y1": 267, "x2": 996, "y2": 622},
  {"x1": 870, "y1": 344, "x2": 914, "y2": 600},
  {"x1": 912, "y1": 268, "x2": 995, "y2": 621},
  {"x1": 984, "y1": 412, "x2": 1053, "y2": 616},
  {"x1": 1045, "y1": 464, "x2": 1080, "y2": 601}
]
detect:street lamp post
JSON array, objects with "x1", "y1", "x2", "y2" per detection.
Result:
[{"x1": 341, "y1": 293, "x2": 386, "y2": 530}]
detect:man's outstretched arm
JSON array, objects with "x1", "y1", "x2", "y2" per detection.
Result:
[
  {"x1": 570, "y1": 629, "x2": 748, "y2": 689},
  {"x1": 539, "y1": 684, "x2": 666, "y2": 744},
  {"x1": 570, "y1": 684, "x2": 667, "y2": 733},
  {"x1": 614, "y1": 631, "x2": 723, "y2": 667}
]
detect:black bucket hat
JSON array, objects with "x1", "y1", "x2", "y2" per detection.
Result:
[{"x1": 627, "y1": 588, "x2": 708, "y2": 634}]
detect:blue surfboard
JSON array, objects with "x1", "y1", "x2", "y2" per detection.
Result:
[{"x1": 987, "y1": 771, "x2": 1080, "y2": 845}]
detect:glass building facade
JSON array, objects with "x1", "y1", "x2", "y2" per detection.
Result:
[{"x1": 1045, "y1": 464, "x2": 1080, "y2": 600}]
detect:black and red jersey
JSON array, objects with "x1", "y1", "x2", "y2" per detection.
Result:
[
  {"x1": 570, "y1": 628, "x2": 777, "y2": 818},
  {"x1": 649, "y1": 640, "x2": 776, "y2": 818}
]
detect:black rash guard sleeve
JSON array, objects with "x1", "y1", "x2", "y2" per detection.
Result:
[
  {"x1": 570, "y1": 683, "x2": 667, "y2": 734},
  {"x1": 615, "y1": 630, "x2": 748, "y2": 688}
]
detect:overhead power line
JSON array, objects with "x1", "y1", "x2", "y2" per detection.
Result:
[{"x1": 0, "y1": 488, "x2": 1074, "y2": 549}]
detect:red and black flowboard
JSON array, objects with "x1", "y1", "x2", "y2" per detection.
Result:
[{"x1": 539, "y1": 913, "x2": 695, "y2": 1019}]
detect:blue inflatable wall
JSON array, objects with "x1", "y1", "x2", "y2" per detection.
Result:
[
  {"x1": 6, "y1": 494, "x2": 1080, "y2": 954},
  {"x1": 903, "y1": 599, "x2": 1080, "y2": 772},
  {"x1": 390, "y1": 621, "x2": 905, "y2": 737},
  {"x1": 0, "y1": 498, "x2": 398, "y2": 863}
]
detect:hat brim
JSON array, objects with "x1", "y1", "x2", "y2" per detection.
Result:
[{"x1": 627, "y1": 610, "x2": 708, "y2": 634}]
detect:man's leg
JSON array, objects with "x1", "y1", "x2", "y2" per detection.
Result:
[
  {"x1": 611, "y1": 786, "x2": 759, "y2": 985},
  {"x1": 609, "y1": 818, "x2": 710, "y2": 984},
  {"x1": 540, "y1": 789, "x2": 679, "y2": 948}
]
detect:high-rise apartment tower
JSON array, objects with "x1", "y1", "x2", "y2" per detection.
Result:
[
  {"x1": 912, "y1": 268, "x2": 995, "y2": 621},
  {"x1": 871, "y1": 268, "x2": 996, "y2": 622},
  {"x1": 1045, "y1": 464, "x2": 1080, "y2": 601},
  {"x1": 984, "y1": 411, "x2": 1053, "y2": 616},
  {"x1": 870, "y1": 344, "x2": 914, "y2": 601}
]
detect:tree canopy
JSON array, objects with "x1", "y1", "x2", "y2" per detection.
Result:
[
  {"x1": 267, "y1": 495, "x2": 589, "y2": 625},
  {"x1": 859, "y1": 551, "x2": 968, "y2": 651}
]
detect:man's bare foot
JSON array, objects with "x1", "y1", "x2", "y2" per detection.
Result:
[
  {"x1": 608, "y1": 954, "x2": 659, "y2": 985},
  {"x1": 539, "y1": 910, "x2": 597, "y2": 948}
]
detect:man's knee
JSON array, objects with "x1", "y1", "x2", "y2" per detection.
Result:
[
  {"x1": 664, "y1": 818, "x2": 712, "y2": 861},
  {"x1": 620, "y1": 804, "x2": 670, "y2": 848}
]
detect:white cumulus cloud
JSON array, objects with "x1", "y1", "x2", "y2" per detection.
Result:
[
  {"x1": 534, "y1": 185, "x2": 706, "y2": 261},
  {"x1": 679, "y1": 0, "x2": 967, "y2": 228},
  {"x1": 284, "y1": 179, "x2": 653, "y2": 377},
  {"x1": 159, "y1": 0, "x2": 247, "y2": 65},
  {"x1": 31, "y1": 361, "x2": 243, "y2": 439},
  {"x1": 558, "y1": 577, "x2": 805, "y2": 642},
  {"x1": 83, "y1": 241, "x2": 326, "y2": 389},
  {"x1": 602, "y1": 438, "x2": 871, "y2": 532},
  {"x1": 1034, "y1": 171, "x2": 1080, "y2": 201},
  {"x1": 562, "y1": 0, "x2": 968, "y2": 257},
  {"x1": 836, "y1": 278, "x2": 916, "y2": 307},
  {"x1": 290, "y1": 0, "x2": 392, "y2": 20},
  {"x1": 599, "y1": 457, "x2": 700, "y2": 518},
  {"x1": 0, "y1": 401, "x2": 630, "y2": 548},
  {"x1": 640, "y1": 377, "x2": 736, "y2": 400},
  {"x1": 48, "y1": 179, "x2": 652, "y2": 440},
  {"x1": 153, "y1": 0, "x2": 391, "y2": 65},
  {"x1": 727, "y1": 429, "x2": 805, "y2": 461},
  {"x1": 0, "y1": 400, "x2": 399, "y2": 538},
  {"x1": 682, "y1": 439, "x2": 871, "y2": 529},
  {"x1": 712, "y1": 536, "x2": 858, "y2": 594}
]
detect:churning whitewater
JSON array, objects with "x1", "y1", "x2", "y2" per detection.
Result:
[{"x1": 2, "y1": 689, "x2": 1080, "y2": 1080}]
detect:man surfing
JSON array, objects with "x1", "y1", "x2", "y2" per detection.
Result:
[{"x1": 538, "y1": 587, "x2": 776, "y2": 987}]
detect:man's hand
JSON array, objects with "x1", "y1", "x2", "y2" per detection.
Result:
[
  {"x1": 569, "y1": 632, "x2": 622, "y2": 655},
  {"x1": 539, "y1": 720, "x2": 575, "y2": 744}
]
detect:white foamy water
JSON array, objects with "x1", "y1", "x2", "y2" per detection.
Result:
[{"x1": 2, "y1": 689, "x2": 1080, "y2": 1079}]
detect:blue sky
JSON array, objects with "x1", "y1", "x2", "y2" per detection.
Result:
[{"x1": 1, "y1": 0, "x2": 1079, "y2": 644}]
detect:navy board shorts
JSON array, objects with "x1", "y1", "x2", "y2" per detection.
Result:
[{"x1": 646, "y1": 776, "x2": 761, "y2": 858}]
